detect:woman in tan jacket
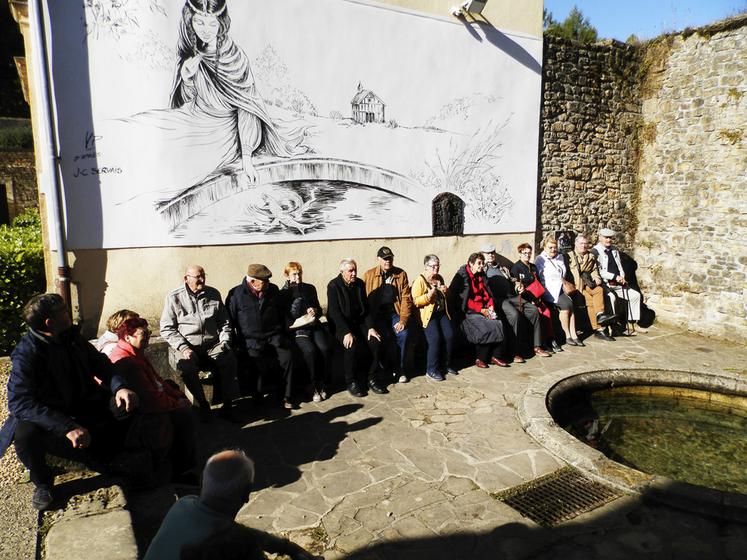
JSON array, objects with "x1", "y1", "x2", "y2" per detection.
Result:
[{"x1": 411, "y1": 254, "x2": 457, "y2": 381}]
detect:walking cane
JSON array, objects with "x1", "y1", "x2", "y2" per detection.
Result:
[{"x1": 622, "y1": 284, "x2": 635, "y2": 335}]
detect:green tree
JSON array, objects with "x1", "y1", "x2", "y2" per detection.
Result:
[{"x1": 544, "y1": 6, "x2": 599, "y2": 43}]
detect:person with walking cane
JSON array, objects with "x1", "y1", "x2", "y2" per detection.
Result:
[{"x1": 592, "y1": 228, "x2": 644, "y2": 335}]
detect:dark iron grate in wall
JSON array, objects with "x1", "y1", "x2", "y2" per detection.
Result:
[{"x1": 494, "y1": 467, "x2": 622, "y2": 527}]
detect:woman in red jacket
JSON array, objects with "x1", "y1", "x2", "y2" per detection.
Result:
[
  {"x1": 110, "y1": 317, "x2": 196, "y2": 484},
  {"x1": 449, "y1": 253, "x2": 508, "y2": 368}
]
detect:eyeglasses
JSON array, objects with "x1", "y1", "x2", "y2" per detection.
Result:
[
  {"x1": 426, "y1": 263, "x2": 440, "y2": 268},
  {"x1": 186, "y1": 274, "x2": 205, "y2": 279},
  {"x1": 520, "y1": 251, "x2": 532, "y2": 255}
]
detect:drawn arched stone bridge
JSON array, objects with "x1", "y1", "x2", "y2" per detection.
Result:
[{"x1": 156, "y1": 157, "x2": 429, "y2": 230}]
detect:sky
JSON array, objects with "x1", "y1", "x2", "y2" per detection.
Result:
[{"x1": 543, "y1": 0, "x2": 747, "y2": 42}]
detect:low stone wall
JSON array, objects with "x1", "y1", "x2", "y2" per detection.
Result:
[
  {"x1": 0, "y1": 148, "x2": 37, "y2": 221},
  {"x1": 634, "y1": 18, "x2": 747, "y2": 343}
]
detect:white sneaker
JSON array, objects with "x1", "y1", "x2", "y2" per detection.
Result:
[
  {"x1": 398, "y1": 374, "x2": 408, "y2": 384},
  {"x1": 312, "y1": 391, "x2": 322, "y2": 403}
]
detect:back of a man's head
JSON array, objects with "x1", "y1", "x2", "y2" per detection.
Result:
[
  {"x1": 23, "y1": 293, "x2": 67, "y2": 331},
  {"x1": 200, "y1": 450, "x2": 255, "y2": 513}
]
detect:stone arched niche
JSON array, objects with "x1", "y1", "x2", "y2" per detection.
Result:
[{"x1": 432, "y1": 192, "x2": 464, "y2": 236}]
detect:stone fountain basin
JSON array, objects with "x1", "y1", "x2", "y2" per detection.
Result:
[{"x1": 519, "y1": 367, "x2": 747, "y2": 522}]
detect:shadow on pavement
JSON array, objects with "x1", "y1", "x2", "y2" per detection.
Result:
[
  {"x1": 126, "y1": 402, "x2": 382, "y2": 555},
  {"x1": 199, "y1": 403, "x2": 382, "y2": 492},
  {"x1": 338, "y1": 487, "x2": 747, "y2": 560}
]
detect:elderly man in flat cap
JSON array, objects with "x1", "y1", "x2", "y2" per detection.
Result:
[
  {"x1": 226, "y1": 264, "x2": 294, "y2": 409},
  {"x1": 592, "y1": 228, "x2": 643, "y2": 333},
  {"x1": 161, "y1": 264, "x2": 240, "y2": 421}
]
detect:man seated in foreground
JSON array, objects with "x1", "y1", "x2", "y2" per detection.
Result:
[
  {"x1": 0, "y1": 294, "x2": 138, "y2": 510},
  {"x1": 145, "y1": 449, "x2": 318, "y2": 560}
]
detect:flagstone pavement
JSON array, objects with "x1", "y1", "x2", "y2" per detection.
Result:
[{"x1": 3, "y1": 323, "x2": 747, "y2": 559}]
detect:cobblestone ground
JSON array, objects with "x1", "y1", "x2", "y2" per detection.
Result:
[{"x1": 3, "y1": 324, "x2": 747, "y2": 559}]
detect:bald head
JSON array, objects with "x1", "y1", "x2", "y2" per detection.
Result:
[
  {"x1": 200, "y1": 450, "x2": 255, "y2": 514},
  {"x1": 184, "y1": 265, "x2": 206, "y2": 293}
]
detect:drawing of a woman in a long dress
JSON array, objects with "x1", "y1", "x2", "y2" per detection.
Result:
[
  {"x1": 170, "y1": 0, "x2": 309, "y2": 183},
  {"x1": 109, "y1": 0, "x2": 310, "y2": 209}
]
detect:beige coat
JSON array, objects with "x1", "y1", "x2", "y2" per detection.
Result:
[{"x1": 567, "y1": 251, "x2": 602, "y2": 289}]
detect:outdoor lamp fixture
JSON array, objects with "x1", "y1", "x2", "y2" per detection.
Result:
[{"x1": 451, "y1": 0, "x2": 488, "y2": 17}]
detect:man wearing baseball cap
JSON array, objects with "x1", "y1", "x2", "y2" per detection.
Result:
[
  {"x1": 226, "y1": 264, "x2": 294, "y2": 409},
  {"x1": 363, "y1": 246, "x2": 413, "y2": 388}
]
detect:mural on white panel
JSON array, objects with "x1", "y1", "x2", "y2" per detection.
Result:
[{"x1": 44, "y1": 0, "x2": 542, "y2": 249}]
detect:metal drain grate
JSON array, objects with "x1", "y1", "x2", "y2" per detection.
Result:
[{"x1": 494, "y1": 467, "x2": 622, "y2": 527}]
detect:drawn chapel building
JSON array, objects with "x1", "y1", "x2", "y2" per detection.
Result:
[{"x1": 351, "y1": 83, "x2": 386, "y2": 124}]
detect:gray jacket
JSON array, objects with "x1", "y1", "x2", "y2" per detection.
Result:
[{"x1": 160, "y1": 284, "x2": 231, "y2": 353}]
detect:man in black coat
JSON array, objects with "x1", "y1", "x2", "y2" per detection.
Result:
[
  {"x1": 326, "y1": 258, "x2": 382, "y2": 397},
  {"x1": 0, "y1": 294, "x2": 138, "y2": 510},
  {"x1": 226, "y1": 264, "x2": 294, "y2": 408}
]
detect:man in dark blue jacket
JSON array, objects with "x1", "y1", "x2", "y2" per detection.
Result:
[
  {"x1": 226, "y1": 264, "x2": 294, "y2": 409},
  {"x1": 0, "y1": 294, "x2": 138, "y2": 510}
]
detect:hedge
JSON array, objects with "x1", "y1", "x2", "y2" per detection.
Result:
[
  {"x1": 0, "y1": 208, "x2": 45, "y2": 355},
  {"x1": 0, "y1": 126, "x2": 34, "y2": 149}
]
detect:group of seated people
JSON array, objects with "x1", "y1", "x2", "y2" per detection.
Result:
[{"x1": 0, "y1": 228, "x2": 648, "y2": 514}]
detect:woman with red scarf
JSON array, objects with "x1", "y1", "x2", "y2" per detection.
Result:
[
  {"x1": 449, "y1": 253, "x2": 509, "y2": 368},
  {"x1": 110, "y1": 318, "x2": 197, "y2": 484}
]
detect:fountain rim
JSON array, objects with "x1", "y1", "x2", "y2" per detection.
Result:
[{"x1": 518, "y1": 366, "x2": 747, "y2": 522}]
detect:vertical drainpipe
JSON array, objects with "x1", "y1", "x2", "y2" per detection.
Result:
[{"x1": 29, "y1": 0, "x2": 72, "y2": 309}]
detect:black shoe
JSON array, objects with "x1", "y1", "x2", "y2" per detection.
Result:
[
  {"x1": 347, "y1": 382, "x2": 366, "y2": 397},
  {"x1": 596, "y1": 313, "x2": 618, "y2": 327},
  {"x1": 368, "y1": 379, "x2": 389, "y2": 394},
  {"x1": 573, "y1": 338, "x2": 585, "y2": 347},
  {"x1": 566, "y1": 339, "x2": 579, "y2": 347},
  {"x1": 594, "y1": 330, "x2": 615, "y2": 341},
  {"x1": 32, "y1": 484, "x2": 54, "y2": 511},
  {"x1": 551, "y1": 340, "x2": 563, "y2": 352}
]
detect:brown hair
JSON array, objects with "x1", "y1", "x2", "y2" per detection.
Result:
[
  {"x1": 517, "y1": 243, "x2": 532, "y2": 253},
  {"x1": 467, "y1": 252, "x2": 483, "y2": 265},
  {"x1": 284, "y1": 262, "x2": 303, "y2": 276},
  {"x1": 106, "y1": 309, "x2": 139, "y2": 333}
]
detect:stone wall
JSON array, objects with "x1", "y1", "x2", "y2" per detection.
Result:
[
  {"x1": 0, "y1": 148, "x2": 36, "y2": 221},
  {"x1": 634, "y1": 18, "x2": 747, "y2": 343},
  {"x1": 538, "y1": 36, "x2": 641, "y2": 251},
  {"x1": 539, "y1": 17, "x2": 746, "y2": 344}
]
